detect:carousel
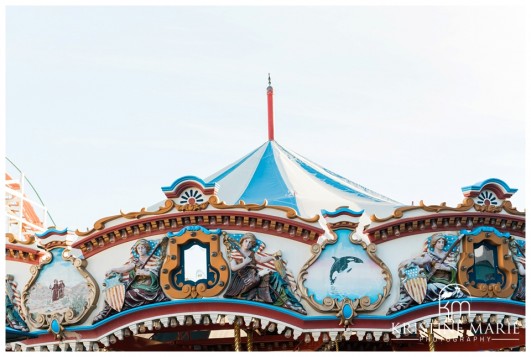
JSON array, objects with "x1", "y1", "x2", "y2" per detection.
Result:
[{"x1": 5, "y1": 80, "x2": 525, "y2": 352}]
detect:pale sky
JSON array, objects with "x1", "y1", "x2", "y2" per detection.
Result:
[{"x1": 5, "y1": 5, "x2": 526, "y2": 232}]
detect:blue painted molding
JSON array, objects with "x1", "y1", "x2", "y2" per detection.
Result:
[
  {"x1": 167, "y1": 225, "x2": 222, "y2": 237},
  {"x1": 461, "y1": 178, "x2": 517, "y2": 195},
  {"x1": 35, "y1": 227, "x2": 68, "y2": 238},
  {"x1": 161, "y1": 175, "x2": 218, "y2": 193},
  {"x1": 52, "y1": 298, "x2": 524, "y2": 334},
  {"x1": 460, "y1": 226, "x2": 511, "y2": 238},
  {"x1": 6, "y1": 327, "x2": 38, "y2": 339},
  {"x1": 321, "y1": 207, "x2": 364, "y2": 217}
]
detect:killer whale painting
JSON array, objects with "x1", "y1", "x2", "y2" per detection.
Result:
[
  {"x1": 303, "y1": 229, "x2": 388, "y2": 305},
  {"x1": 329, "y1": 256, "x2": 363, "y2": 284}
]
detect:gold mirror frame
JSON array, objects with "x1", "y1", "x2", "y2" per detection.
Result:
[
  {"x1": 160, "y1": 226, "x2": 230, "y2": 299},
  {"x1": 21, "y1": 248, "x2": 99, "y2": 329},
  {"x1": 457, "y1": 227, "x2": 517, "y2": 298}
]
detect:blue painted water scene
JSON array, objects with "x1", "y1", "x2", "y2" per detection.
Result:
[
  {"x1": 26, "y1": 248, "x2": 90, "y2": 318},
  {"x1": 305, "y1": 232, "x2": 386, "y2": 304}
]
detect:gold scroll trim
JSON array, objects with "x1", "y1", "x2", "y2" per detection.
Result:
[
  {"x1": 370, "y1": 198, "x2": 525, "y2": 223},
  {"x1": 75, "y1": 200, "x2": 176, "y2": 236},
  {"x1": 208, "y1": 196, "x2": 319, "y2": 223}
]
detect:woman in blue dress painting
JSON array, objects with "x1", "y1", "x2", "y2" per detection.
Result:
[
  {"x1": 224, "y1": 233, "x2": 306, "y2": 314},
  {"x1": 93, "y1": 239, "x2": 169, "y2": 323},
  {"x1": 387, "y1": 233, "x2": 466, "y2": 314}
]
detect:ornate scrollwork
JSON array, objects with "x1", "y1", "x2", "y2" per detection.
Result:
[
  {"x1": 457, "y1": 227, "x2": 517, "y2": 298},
  {"x1": 371, "y1": 197, "x2": 524, "y2": 223},
  {"x1": 208, "y1": 196, "x2": 319, "y2": 223},
  {"x1": 21, "y1": 247, "x2": 99, "y2": 329},
  {"x1": 6, "y1": 232, "x2": 35, "y2": 245},
  {"x1": 76, "y1": 200, "x2": 176, "y2": 236},
  {"x1": 371, "y1": 198, "x2": 475, "y2": 222},
  {"x1": 501, "y1": 201, "x2": 525, "y2": 216},
  {"x1": 298, "y1": 229, "x2": 392, "y2": 325},
  {"x1": 473, "y1": 203, "x2": 502, "y2": 213},
  {"x1": 176, "y1": 202, "x2": 209, "y2": 212},
  {"x1": 160, "y1": 226, "x2": 229, "y2": 299}
]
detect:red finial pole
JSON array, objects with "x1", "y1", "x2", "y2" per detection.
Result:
[{"x1": 267, "y1": 73, "x2": 274, "y2": 141}]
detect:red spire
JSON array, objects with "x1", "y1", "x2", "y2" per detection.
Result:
[{"x1": 267, "y1": 74, "x2": 274, "y2": 141}]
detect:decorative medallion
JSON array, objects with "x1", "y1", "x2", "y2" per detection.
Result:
[
  {"x1": 161, "y1": 176, "x2": 216, "y2": 211},
  {"x1": 476, "y1": 190, "x2": 499, "y2": 206},
  {"x1": 21, "y1": 229, "x2": 98, "y2": 329},
  {"x1": 48, "y1": 318, "x2": 64, "y2": 340},
  {"x1": 299, "y1": 229, "x2": 391, "y2": 323},
  {"x1": 179, "y1": 189, "x2": 205, "y2": 205},
  {"x1": 299, "y1": 208, "x2": 391, "y2": 325},
  {"x1": 160, "y1": 226, "x2": 230, "y2": 299},
  {"x1": 222, "y1": 232, "x2": 306, "y2": 314},
  {"x1": 457, "y1": 226, "x2": 518, "y2": 298}
]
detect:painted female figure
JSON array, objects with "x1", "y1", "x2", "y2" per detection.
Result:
[
  {"x1": 510, "y1": 240, "x2": 525, "y2": 301},
  {"x1": 387, "y1": 233, "x2": 466, "y2": 314},
  {"x1": 93, "y1": 239, "x2": 169, "y2": 323},
  {"x1": 49, "y1": 279, "x2": 61, "y2": 302},
  {"x1": 224, "y1": 233, "x2": 306, "y2": 314}
]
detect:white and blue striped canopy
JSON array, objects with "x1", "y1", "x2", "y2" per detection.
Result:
[{"x1": 205, "y1": 141, "x2": 401, "y2": 219}]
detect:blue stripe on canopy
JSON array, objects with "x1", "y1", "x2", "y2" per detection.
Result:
[
  {"x1": 207, "y1": 144, "x2": 264, "y2": 184},
  {"x1": 238, "y1": 142, "x2": 299, "y2": 213},
  {"x1": 275, "y1": 143, "x2": 389, "y2": 203}
]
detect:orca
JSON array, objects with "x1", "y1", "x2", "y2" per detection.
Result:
[{"x1": 329, "y1": 256, "x2": 363, "y2": 285}]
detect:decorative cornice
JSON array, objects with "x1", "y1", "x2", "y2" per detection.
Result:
[
  {"x1": 370, "y1": 198, "x2": 524, "y2": 223},
  {"x1": 75, "y1": 194, "x2": 320, "y2": 239},
  {"x1": 75, "y1": 200, "x2": 176, "y2": 237},
  {"x1": 365, "y1": 213, "x2": 525, "y2": 244},
  {"x1": 208, "y1": 196, "x2": 320, "y2": 223},
  {"x1": 5, "y1": 244, "x2": 42, "y2": 265},
  {"x1": 72, "y1": 211, "x2": 324, "y2": 258}
]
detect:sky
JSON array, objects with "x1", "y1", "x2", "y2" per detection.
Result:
[{"x1": 5, "y1": 5, "x2": 526, "y2": 232}]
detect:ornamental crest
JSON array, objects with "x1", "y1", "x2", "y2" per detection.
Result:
[
  {"x1": 161, "y1": 176, "x2": 217, "y2": 211},
  {"x1": 299, "y1": 208, "x2": 391, "y2": 325},
  {"x1": 457, "y1": 226, "x2": 519, "y2": 298},
  {"x1": 21, "y1": 229, "x2": 98, "y2": 330},
  {"x1": 160, "y1": 226, "x2": 230, "y2": 299}
]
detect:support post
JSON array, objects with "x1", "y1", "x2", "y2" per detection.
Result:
[
  {"x1": 247, "y1": 329, "x2": 253, "y2": 352},
  {"x1": 428, "y1": 324, "x2": 435, "y2": 352},
  {"x1": 234, "y1": 320, "x2": 241, "y2": 352}
]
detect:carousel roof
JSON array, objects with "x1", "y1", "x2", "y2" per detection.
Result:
[{"x1": 205, "y1": 140, "x2": 402, "y2": 219}]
